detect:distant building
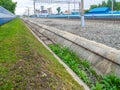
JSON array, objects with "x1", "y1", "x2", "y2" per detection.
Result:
[
  {"x1": 64, "y1": 10, "x2": 70, "y2": 14},
  {"x1": 41, "y1": 6, "x2": 44, "y2": 11},
  {"x1": 86, "y1": 7, "x2": 111, "y2": 14},
  {"x1": 47, "y1": 8, "x2": 52, "y2": 14},
  {"x1": 41, "y1": 10, "x2": 47, "y2": 13},
  {"x1": 40, "y1": 6, "x2": 48, "y2": 14},
  {"x1": 71, "y1": 11, "x2": 80, "y2": 15}
]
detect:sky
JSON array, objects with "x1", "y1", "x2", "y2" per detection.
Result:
[{"x1": 12, "y1": 0, "x2": 120, "y2": 15}]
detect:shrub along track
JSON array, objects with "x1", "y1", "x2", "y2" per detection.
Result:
[{"x1": 0, "y1": 18, "x2": 84, "y2": 90}]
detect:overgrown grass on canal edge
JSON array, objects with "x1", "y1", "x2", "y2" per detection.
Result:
[
  {"x1": 49, "y1": 44, "x2": 120, "y2": 90},
  {"x1": 0, "y1": 18, "x2": 84, "y2": 90}
]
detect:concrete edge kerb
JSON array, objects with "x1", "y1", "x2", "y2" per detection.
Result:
[
  {"x1": 23, "y1": 20, "x2": 90, "y2": 90},
  {"x1": 29, "y1": 20, "x2": 120, "y2": 66}
]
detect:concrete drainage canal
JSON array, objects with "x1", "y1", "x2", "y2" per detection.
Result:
[{"x1": 23, "y1": 18, "x2": 120, "y2": 89}]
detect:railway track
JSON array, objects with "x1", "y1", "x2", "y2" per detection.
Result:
[
  {"x1": 23, "y1": 18, "x2": 120, "y2": 76},
  {"x1": 25, "y1": 20, "x2": 55, "y2": 45}
]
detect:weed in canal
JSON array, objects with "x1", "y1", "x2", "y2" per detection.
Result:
[{"x1": 49, "y1": 44, "x2": 120, "y2": 90}]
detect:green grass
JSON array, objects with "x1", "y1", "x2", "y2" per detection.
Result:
[
  {"x1": 0, "y1": 18, "x2": 84, "y2": 90},
  {"x1": 49, "y1": 44, "x2": 120, "y2": 90},
  {"x1": 49, "y1": 44, "x2": 96, "y2": 87}
]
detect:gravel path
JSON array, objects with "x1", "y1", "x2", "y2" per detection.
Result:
[{"x1": 29, "y1": 18, "x2": 120, "y2": 50}]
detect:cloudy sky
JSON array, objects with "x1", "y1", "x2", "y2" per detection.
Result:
[{"x1": 12, "y1": 0, "x2": 120, "y2": 15}]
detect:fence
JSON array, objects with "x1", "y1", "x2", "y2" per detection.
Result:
[{"x1": 0, "y1": 6, "x2": 16, "y2": 25}]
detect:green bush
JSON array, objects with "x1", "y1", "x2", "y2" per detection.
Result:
[
  {"x1": 91, "y1": 82, "x2": 103, "y2": 90},
  {"x1": 49, "y1": 44, "x2": 120, "y2": 90},
  {"x1": 49, "y1": 44, "x2": 94, "y2": 87},
  {"x1": 101, "y1": 74, "x2": 120, "y2": 90}
]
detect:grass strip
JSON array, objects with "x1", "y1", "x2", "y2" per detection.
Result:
[{"x1": 0, "y1": 18, "x2": 84, "y2": 90}]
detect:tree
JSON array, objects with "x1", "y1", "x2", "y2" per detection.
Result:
[
  {"x1": 116, "y1": 2, "x2": 120, "y2": 10},
  {"x1": 98, "y1": 3, "x2": 101, "y2": 7},
  {"x1": 107, "y1": 0, "x2": 118, "y2": 10},
  {"x1": 90, "y1": 5, "x2": 98, "y2": 9},
  {"x1": 56, "y1": 7, "x2": 61, "y2": 14},
  {"x1": 107, "y1": 0, "x2": 111, "y2": 8},
  {"x1": 113, "y1": 0, "x2": 117, "y2": 10},
  {"x1": 89, "y1": 0, "x2": 120, "y2": 11},
  {"x1": 0, "y1": 0, "x2": 17, "y2": 13},
  {"x1": 101, "y1": 1, "x2": 107, "y2": 6}
]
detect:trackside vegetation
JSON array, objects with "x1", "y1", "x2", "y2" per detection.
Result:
[
  {"x1": 0, "y1": 18, "x2": 84, "y2": 90},
  {"x1": 49, "y1": 44, "x2": 120, "y2": 90}
]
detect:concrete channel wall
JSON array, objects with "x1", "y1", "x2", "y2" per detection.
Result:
[{"x1": 25, "y1": 19, "x2": 120, "y2": 76}]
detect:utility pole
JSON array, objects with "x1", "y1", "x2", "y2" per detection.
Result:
[
  {"x1": 80, "y1": 0, "x2": 85, "y2": 27},
  {"x1": 74, "y1": 0, "x2": 75, "y2": 11},
  {"x1": 68, "y1": 2, "x2": 70, "y2": 19},
  {"x1": 26, "y1": 7, "x2": 30, "y2": 17},
  {"x1": 33, "y1": 0, "x2": 36, "y2": 16},
  {"x1": 111, "y1": 0, "x2": 114, "y2": 15},
  {"x1": 28, "y1": 8, "x2": 30, "y2": 16}
]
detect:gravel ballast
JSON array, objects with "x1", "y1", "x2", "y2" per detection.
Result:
[{"x1": 29, "y1": 18, "x2": 120, "y2": 50}]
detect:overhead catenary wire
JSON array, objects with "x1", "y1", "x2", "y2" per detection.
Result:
[{"x1": 31, "y1": 0, "x2": 85, "y2": 27}]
